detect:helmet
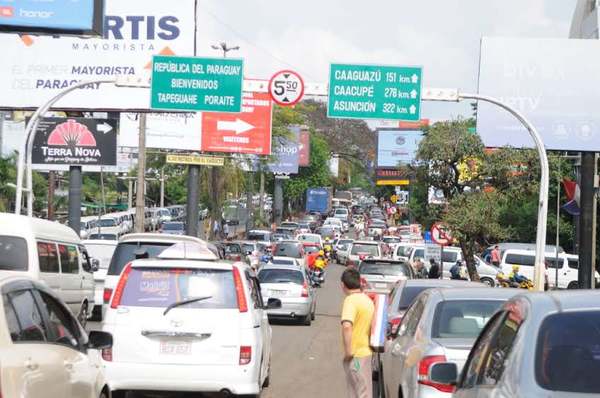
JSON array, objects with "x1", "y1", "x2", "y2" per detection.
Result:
[
  {"x1": 319, "y1": 250, "x2": 325, "y2": 256},
  {"x1": 325, "y1": 237, "x2": 330, "y2": 242},
  {"x1": 512, "y1": 265, "x2": 520, "y2": 272}
]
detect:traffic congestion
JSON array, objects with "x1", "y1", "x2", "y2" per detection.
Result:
[{"x1": 1, "y1": 1, "x2": 600, "y2": 397}]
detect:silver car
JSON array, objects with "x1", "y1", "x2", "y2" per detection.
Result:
[
  {"x1": 258, "y1": 264, "x2": 316, "y2": 326},
  {"x1": 438, "y1": 290, "x2": 600, "y2": 398},
  {"x1": 359, "y1": 259, "x2": 414, "y2": 294},
  {"x1": 379, "y1": 287, "x2": 519, "y2": 398},
  {"x1": 346, "y1": 241, "x2": 382, "y2": 267}
]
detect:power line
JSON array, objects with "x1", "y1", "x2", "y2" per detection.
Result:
[{"x1": 202, "y1": 8, "x2": 319, "y2": 81}]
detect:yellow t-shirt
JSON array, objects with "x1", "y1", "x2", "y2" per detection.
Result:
[{"x1": 341, "y1": 293, "x2": 375, "y2": 358}]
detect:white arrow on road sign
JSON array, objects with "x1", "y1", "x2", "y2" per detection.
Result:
[
  {"x1": 411, "y1": 74, "x2": 419, "y2": 84},
  {"x1": 409, "y1": 105, "x2": 417, "y2": 114},
  {"x1": 217, "y1": 119, "x2": 254, "y2": 135},
  {"x1": 97, "y1": 122, "x2": 113, "y2": 134},
  {"x1": 410, "y1": 89, "x2": 418, "y2": 99}
]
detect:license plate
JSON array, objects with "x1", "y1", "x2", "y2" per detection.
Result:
[
  {"x1": 375, "y1": 283, "x2": 387, "y2": 289},
  {"x1": 269, "y1": 290, "x2": 287, "y2": 297},
  {"x1": 159, "y1": 340, "x2": 192, "y2": 355}
]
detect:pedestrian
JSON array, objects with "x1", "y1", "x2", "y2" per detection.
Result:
[
  {"x1": 212, "y1": 219, "x2": 220, "y2": 239},
  {"x1": 340, "y1": 268, "x2": 375, "y2": 398},
  {"x1": 223, "y1": 222, "x2": 230, "y2": 240},
  {"x1": 491, "y1": 245, "x2": 501, "y2": 267},
  {"x1": 413, "y1": 258, "x2": 428, "y2": 279},
  {"x1": 428, "y1": 258, "x2": 440, "y2": 279}
]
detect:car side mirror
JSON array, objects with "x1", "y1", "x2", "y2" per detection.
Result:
[
  {"x1": 91, "y1": 258, "x2": 100, "y2": 272},
  {"x1": 87, "y1": 331, "x2": 113, "y2": 350},
  {"x1": 429, "y1": 362, "x2": 458, "y2": 386},
  {"x1": 265, "y1": 298, "x2": 282, "y2": 310}
]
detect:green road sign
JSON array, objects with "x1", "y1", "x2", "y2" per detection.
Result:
[
  {"x1": 328, "y1": 63, "x2": 422, "y2": 121},
  {"x1": 150, "y1": 55, "x2": 244, "y2": 113}
]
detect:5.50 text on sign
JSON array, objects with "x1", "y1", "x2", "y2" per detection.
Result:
[
  {"x1": 328, "y1": 63, "x2": 423, "y2": 121},
  {"x1": 150, "y1": 55, "x2": 244, "y2": 113}
]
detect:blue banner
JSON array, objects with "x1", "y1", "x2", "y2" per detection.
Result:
[
  {"x1": 0, "y1": 0, "x2": 97, "y2": 31},
  {"x1": 268, "y1": 127, "x2": 300, "y2": 174}
]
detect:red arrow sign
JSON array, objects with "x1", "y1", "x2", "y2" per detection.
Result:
[{"x1": 201, "y1": 92, "x2": 273, "y2": 155}]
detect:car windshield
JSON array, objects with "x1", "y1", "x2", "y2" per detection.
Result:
[
  {"x1": 258, "y1": 269, "x2": 304, "y2": 285},
  {"x1": 247, "y1": 232, "x2": 269, "y2": 241},
  {"x1": 242, "y1": 243, "x2": 257, "y2": 254},
  {"x1": 359, "y1": 263, "x2": 410, "y2": 277},
  {"x1": 338, "y1": 239, "x2": 353, "y2": 246},
  {"x1": 298, "y1": 235, "x2": 319, "y2": 243},
  {"x1": 383, "y1": 237, "x2": 401, "y2": 244},
  {"x1": 396, "y1": 246, "x2": 412, "y2": 257},
  {"x1": 351, "y1": 244, "x2": 379, "y2": 256},
  {"x1": 272, "y1": 258, "x2": 295, "y2": 266},
  {"x1": 397, "y1": 286, "x2": 431, "y2": 310},
  {"x1": 535, "y1": 311, "x2": 600, "y2": 393},
  {"x1": 304, "y1": 246, "x2": 320, "y2": 254},
  {"x1": 120, "y1": 267, "x2": 236, "y2": 309},
  {"x1": 274, "y1": 243, "x2": 301, "y2": 258},
  {"x1": 432, "y1": 300, "x2": 505, "y2": 338},
  {"x1": 100, "y1": 219, "x2": 117, "y2": 227},
  {"x1": 0, "y1": 235, "x2": 28, "y2": 271},
  {"x1": 108, "y1": 242, "x2": 175, "y2": 276},
  {"x1": 88, "y1": 234, "x2": 117, "y2": 240},
  {"x1": 83, "y1": 243, "x2": 116, "y2": 269},
  {"x1": 162, "y1": 223, "x2": 183, "y2": 231}
]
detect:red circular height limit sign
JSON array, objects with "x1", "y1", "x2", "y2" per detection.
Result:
[{"x1": 268, "y1": 70, "x2": 305, "y2": 106}]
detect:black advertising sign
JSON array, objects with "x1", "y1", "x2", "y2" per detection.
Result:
[{"x1": 32, "y1": 117, "x2": 118, "y2": 166}]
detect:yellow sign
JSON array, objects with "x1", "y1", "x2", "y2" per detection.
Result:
[
  {"x1": 166, "y1": 154, "x2": 225, "y2": 166},
  {"x1": 390, "y1": 194, "x2": 398, "y2": 203},
  {"x1": 377, "y1": 180, "x2": 410, "y2": 186}
]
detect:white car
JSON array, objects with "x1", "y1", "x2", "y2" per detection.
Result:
[
  {"x1": 82, "y1": 239, "x2": 118, "y2": 321},
  {"x1": 97, "y1": 216, "x2": 122, "y2": 236},
  {"x1": 296, "y1": 233, "x2": 323, "y2": 247},
  {"x1": 102, "y1": 242, "x2": 280, "y2": 396},
  {"x1": 324, "y1": 217, "x2": 343, "y2": 229},
  {"x1": 346, "y1": 241, "x2": 382, "y2": 267},
  {"x1": 0, "y1": 275, "x2": 113, "y2": 398}
]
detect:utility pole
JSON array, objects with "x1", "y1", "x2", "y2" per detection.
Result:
[
  {"x1": 246, "y1": 171, "x2": 254, "y2": 232},
  {"x1": 160, "y1": 167, "x2": 165, "y2": 208},
  {"x1": 68, "y1": 166, "x2": 82, "y2": 234},
  {"x1": 135, "y1": 114, "x2": 146, "y2": 233},
  {"x1": 578, "y1": 152, "x2": 597, "y2": 289},
  {"x1": 47, "y1": 171, "x2": 55, "y2": 220},
  {"x1": 128, "y1": 179, "x2": 133, "y2": 209},
  {"x1": 259, "y1": 171, "x2": 265, "y2": 221},
  {"x1": 273, "y1": 176, "x2": 284, "y2": 225},
  {"x1": 186, "y1": 165, "x2": 200, "y2": 237},
  {"x1": 100, "y1": 167, "x2": 107, "y2": 215}
]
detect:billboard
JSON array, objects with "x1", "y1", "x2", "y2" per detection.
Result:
[
  {"x1": 201, "y1": 92, "x2": 273, "y2": 155},
  {"x1": 0, "y1": 0, "x2": 104, "y2": 36},
  {"x1": 120, "y1": 112, "x2": 201, "y2": 151},
  {"x1": 0, "y1": 0, "x2": 195, "y2": 111},
  {"x1": 268, "y1": 127, "x2": 299, "y2": 174},
  {"x1": 298, "y1": 129, "x2": 310, "y2": 166},
  {"x1": 376, "y1": 129, "x2": 423, "y2": 168},
  {"x1": 31, "y1": 117, "x2": 117, "y2": 166},
  {"x1": 478, "y1": 37, "x2": 600, "y2": 151}
]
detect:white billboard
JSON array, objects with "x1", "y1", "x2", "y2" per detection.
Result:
[
  {"x1": 119, "y1": 112, "x2": 202, "y2": 150},
  {"x1": 0, "y1": 0, "x2": 195, "y2": 111},
  {"x1": 477, "y1": 37, "x2": 600, "y2": 151}
]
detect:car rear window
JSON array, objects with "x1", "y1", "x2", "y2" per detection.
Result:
[
  {"x1": 108, "y1": 242, "x2": 174, "y2": 276},
  {"x1": 442, "y1": 251, "x2": 459, "y2": 263},
  {"x1": 0, "y1": 236, "x2": 28, "y2": 271},
  {"x1": 274, "y1": 243, "x2": 301, "y2": 258},
  {"x1": 162, "y1": 223, "x2": 183, "y2": 231},
  {"x1": 505, "y1": 254, "x2": 535, "y2": 266},
  {"x1": 383, "y1": 237, "x2": 401, "y2": 244},
  {"x1": 359, "y1": 263, "x2": 411, "y2": 277},
  {"x1": 248, "y1": 232, "x2": 269, "y2": 241},
  {"x1": 351, "y1": 244, "x2": 379, "y2": 256},
  {"x1": 397, "y1": 286, "x2": 430, "y2": 310},
  {"x1": 120, "y1": 267, "x2": 237, "y2": 309},
  {"x1": 258, "y1": 269, "x2": 304, "y2": 285},
  {"x1": 100, "y1": 219, "x2": 117, "y2": 227},
  {"x1": 84, "y1": 243, "x2": 116, "y2": 269},
  {"x1": 536, "y1": 311, "x2": 600, "y2": 393},
  {"x1": 432, "y1": 300, "x2": 505, "y2": 338}
]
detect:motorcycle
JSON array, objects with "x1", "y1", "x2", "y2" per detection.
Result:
[
  {"x1": 496, "y1": 272, "x2": 533, "y2": 290},
  {"x1": 311, "y1": 268, "x2": 325, "y2": 287}
]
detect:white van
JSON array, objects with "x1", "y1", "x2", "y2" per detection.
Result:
[
  {"x1": 83, "y1": 239, "x2": 118, "y2": 321},
  {"x1": 0, "y1": 213, "x2": 95, "y2": 325},
  {"x1": 97, "y1": 215, "x2": 122, "y2": 236},
  {"x1": 500, "y1": 249, "x2": 595, "y2": 289}
]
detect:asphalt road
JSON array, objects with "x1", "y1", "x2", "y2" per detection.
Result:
[{"x1": 89, "y1": 261, "x2": 349, "y2": 398}]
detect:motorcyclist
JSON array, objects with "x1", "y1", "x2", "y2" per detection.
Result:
[
  {"x1": 314, "y1": 251, "x2": 326, "y2": 271},
  {"x1": 323, "y1": 238, "x2": 333, "y2": 257},
  {"x1": 509, "y1": 265, "x2": 528, "y2": 284}
]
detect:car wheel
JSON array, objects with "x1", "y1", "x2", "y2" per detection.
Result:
[
  {"x1": 302, "y1": 314, "x2": 312, "y2": 326},
  {"x1": 568, "y1": 281, "x2": 579, "y2": 289},
  {"x1": 480, "y1": 277, "x2": 495, "y2": 287},
  {"x1": 77, "y1": 301, "x2": 88, "y2": 328}
]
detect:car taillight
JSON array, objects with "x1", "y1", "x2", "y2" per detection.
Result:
[
  {"x1": 232, "y1": 266, "x2": 248, "y2": 312},
  {"x1": 301, "y1": 281, "x2": 309, "y2": 297},
  {"x1": 102, "y1": 347, "x2": 112, "y2": 361},
  {"x1": 239, "y1": 346, "x2": 252, "y2": 365},
  {"x1": 103, "y1": 288, "x2": 113, "y2": 304},
  {"x1": 418, "y1": 355, "x2": 454, "y2": 393},
  {"x1": 388, "y1": 316, "x2": 403, "y2": 336},
  {"x1": 110, "y1": 262, "x2": 132, "y2": 309}
]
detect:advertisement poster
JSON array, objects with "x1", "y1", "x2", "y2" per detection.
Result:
[
  {"x1": 268, "y1": 127, "x2": 299, "y2": 174},
  {"x1": 0, "y1": 0, "x2": 195, "y2": 110},
  {"x1": 31, "y1": 117, "x2": 117, "y2": 166},
  {"x1": 376, "y1": 128, "x2": 423, "y2": 168},
  {"x1": 298, "y1": 129, "x2": 310, "y2": 166},
  {"x1": 120, "y1": 112, "x2": 202, "y2": 151}
]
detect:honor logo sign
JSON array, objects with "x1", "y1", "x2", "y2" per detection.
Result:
[
  {"x1": 0, "y1": 6, "x2": 14, "y2": 17},
  {"x1": 19, "y1": 9, "x2": 55, "y2": 19}
]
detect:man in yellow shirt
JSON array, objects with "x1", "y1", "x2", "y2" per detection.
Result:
[{"x1": 341, "y1": 268, "x2": 375, "y2": 398}]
